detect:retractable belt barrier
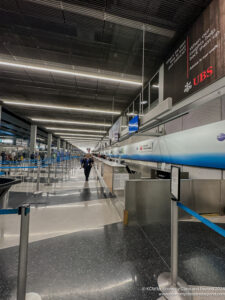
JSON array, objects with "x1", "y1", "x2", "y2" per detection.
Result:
[
  {"x1": 0, "y1": 205, "x2": 31, "y2": 300},
  {"x1": 177, "y1": 202, "x2": 225, "y2": 238},
  {"x1": 158, "y1": 166, "x2": 225, "y2": 300},
  {"x1": 0, "y1": 155, "x2": 80, "y2": 165}
]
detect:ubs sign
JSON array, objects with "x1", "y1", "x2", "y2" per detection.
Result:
[{"x1": 164, "y1": 0, "x2": 224, "y2": 105}]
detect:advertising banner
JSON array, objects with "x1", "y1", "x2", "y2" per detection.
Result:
[
  {"x1": 105, "y1": 120, "x2": 225, "y2": 169},
  {"x1": 164, "y1": 0, "x2": 225, "y2": 105},
  {"x1": 109, "y1": 118, "x2": 121, "y2": 142}
]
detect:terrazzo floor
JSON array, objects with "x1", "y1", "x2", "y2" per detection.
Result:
[{"x1": 0, "y1": 161, "x2": 224, "y2": 299}]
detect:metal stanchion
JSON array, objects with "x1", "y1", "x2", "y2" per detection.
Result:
[
  {"x1": 157, "y1": 166, "x2": 192, "y2": 300},
  {"x1": 55, "y1": 162, "x2": 57, "y2": 179},
  {"x1": 27, "y1": 160, "x2": 30, "y2": 180},
  {"x1": 17, "y1": 205, "x2": 30, "y2": 300},
  {"x1": 34, "y1": 162, "x2": 42, "y2": 196},
  {"x1": 66, "y1": 158, "x2": 68, "y2": 180},
  {"x1": 45, "y1": 163, "x2": 52, "y2": 186}
]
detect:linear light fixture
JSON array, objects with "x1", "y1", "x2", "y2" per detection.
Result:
[
  {"x1": 46, "y1": 127, "x2": 106, "y2": 133},
  {"x1": 0, "y1": 61, "x2": 142, "y2": 86},
  {"x1": 127, "y1": 113, "x2": 143, "y2": 116},
  {"x1": 65, "y1": 137, "x2": 108, "y2": 140},
  {"x1": 2, "y1": 100, "x2": 121, "y2": 115},
  {"x1": 56, "y1": 133, "x2": 104, "y2": 137},
  {"x1": 64, "y1": 138, "x2": 101, "y2": 141},
  {"x1": 65, "y1": 138, "x2": 100, "y2": 141},
  {"x1": 31, "y1": 118, "x2": 111, "y2": 127}
]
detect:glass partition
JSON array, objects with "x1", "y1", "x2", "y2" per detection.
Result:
[
  {"x1": 150, "y1": 72, "x2": 159, "y2": 108},
  {"x1": 141, "y1": 84, "x2": 150, "y2": 114},
  {"x1": 134, "y1": 95, "x2": 140, "y2": 116}
]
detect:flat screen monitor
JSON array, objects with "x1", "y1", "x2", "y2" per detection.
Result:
[{"x1": 129, "y1": 115, "x2": 139, "y2": 133}]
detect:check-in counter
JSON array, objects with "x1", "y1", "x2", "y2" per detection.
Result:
[
  {"x1": 125, "y1": 179, "x2": 225, "y2": 225},
  {"x1": 94, "y1": 157, "x2": 129, "y2": 194}
]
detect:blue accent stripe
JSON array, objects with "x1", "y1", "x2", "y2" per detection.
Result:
[
  {"x1": 0, "y1": 209, "x2": 19, "y2": 215},
  {"x1": 177, "y1": 202, "x2": 225, "y2": 238},
  {"x1": 110, "y1": 153, "x2": 225, "y2": 169}
]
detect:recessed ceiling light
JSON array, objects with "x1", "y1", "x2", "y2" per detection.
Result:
[
  {"x1": 2, "y1": 100, "x2": 121, "y2": 115},
  {"x1": 46, "y1": 127, "x2": 106, "y2": 133},
  {"x1": 30, "y1": 118, "x2": 111, "y2": 127},
  {"x1": 56, "y1": 133, "x2": 104, "y2": 137},
  {"x1": 0, "y1": 60, "x2": 142, "y2": 86}
]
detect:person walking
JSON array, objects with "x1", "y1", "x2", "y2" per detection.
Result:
[{"x1": 81, "y1": 154, "x2": 94, "y2": 181}]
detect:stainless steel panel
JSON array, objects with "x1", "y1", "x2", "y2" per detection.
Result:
[
  {"x1": 220, "y1": 180, "x2": 225, "y2": 214},
  {"x1": 135, "y1": 180, "x2": 171, "y2": 225},
  {"x1": 125, "y1": 181, "x2": 137, "y2": 224},
  {"x1": 192, "y1": 180, "x2": 221, "y2": 214},
  {"x1": 179, "y1": 180, "x2": 193, "y2": 218}
]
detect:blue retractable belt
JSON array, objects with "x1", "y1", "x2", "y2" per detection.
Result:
[
  {"x1": 0, "y1": 207, "x2": 30, "y2": 215},
  {"x1": 177, "y1": 202, "x2": 225, "y2": 238},
  {"x1": 0, "y1": 208, "x2": 19, "y2": 215}
]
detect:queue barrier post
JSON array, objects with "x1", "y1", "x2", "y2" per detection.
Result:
[
  {"x1": 17, "y1": 205, "x2": 30, "y2": 300},
  {"x1": 34, "y1": 162, "x2": 42, "y2": 196},
  {"x1": 0, "y1": 206, "x2": 41, "y2": 300},
  {"x1": 158, "y1": 166, "x2": 192, "y2": 300}
]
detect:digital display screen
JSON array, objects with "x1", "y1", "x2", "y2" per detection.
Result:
[{"x1": 129, "y1": 115, "x2": 139, "y2": 133}]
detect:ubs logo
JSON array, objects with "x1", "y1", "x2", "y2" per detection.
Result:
[
  {"x1": 184, "y1": 66, "x2": 213, "y2": 93},
  {"x1": 193, "y1": 66, "x2": 213, "y2": 86}
]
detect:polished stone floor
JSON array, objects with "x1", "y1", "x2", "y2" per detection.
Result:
[
  {"x1": 0, "y1": 163, "x2": 167, "y2": 300},
  {"x1": 0, "y1": 161, "x2": 225, "y2": 300}
]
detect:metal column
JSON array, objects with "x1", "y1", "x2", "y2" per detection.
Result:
[
  {"x1": 29, "y1": 125, "x2": 37, "y2": 156},
  {"x1": 57, "y1": 138, "x2": 61, "y2": 152},
  {"x1": 47, "y1": 133, "x2": 52, "y2": 159}
]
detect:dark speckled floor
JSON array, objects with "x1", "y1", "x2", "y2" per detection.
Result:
[
  {"x1": 1, "y1": 165, "x2": 225, "y2": 300},
  {"x1": 0, "y1": 223, "x2": 167, "y2": 300},
  {"x1": 141, "y1": 221, "x2": 225, "y2": 288}
]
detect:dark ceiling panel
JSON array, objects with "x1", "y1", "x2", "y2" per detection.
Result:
[{"x1": 0, "y1": 0, "x2": 212, "y2": 143}]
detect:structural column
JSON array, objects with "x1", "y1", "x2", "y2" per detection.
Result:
[
  {"x1": 47, "y1": 133, "x2": 52, "y2": 159},
  {"x1": 29, "y1": 125, "x2": 37, "y2": 155},
  {"x1": 63, "y1": 141, "x2": 66, "y2": 153},
  {"x1": 57, "y1": 138, "x2": 61, "y2": 151}
]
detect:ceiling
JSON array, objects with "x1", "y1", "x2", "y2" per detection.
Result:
[{"x1": 0, "y1": 0, "x2": 212, "y2": 148}]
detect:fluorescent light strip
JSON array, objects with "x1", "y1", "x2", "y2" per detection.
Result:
[
  {"x1": 0, "y1": 61, "x2": 142, "y2": 86},
  {"x1": 55, "y1": 133, "x2": 103, "y2": 137},
  {"x1": 2, "y1": 101, "x2": 120, "y2": 115},
  {"x1": 65, "y1": 139, "x2": 100, "y2": 141},
  {"x1": 31, "y1": 118, "x2": 111, "y2": 127},
  {"x1": 46, "y1": 127, "x2": 106, "y2": 133}
]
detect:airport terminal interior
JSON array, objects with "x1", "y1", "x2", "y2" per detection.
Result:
[{"x1": 0, "y1": 0, "x2": 225, "y2": 299}]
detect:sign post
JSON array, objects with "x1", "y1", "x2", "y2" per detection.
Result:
[{"x1": 157, "y1": 166, "x2": 192, "y2": 300}]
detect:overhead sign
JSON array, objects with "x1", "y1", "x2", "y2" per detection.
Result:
[
  {"x1": 129, "y1": 115, "x2": 139, "y2": 133},
  {"x1": 164, "y1": 0, "x2": 224, "y2": 105}
]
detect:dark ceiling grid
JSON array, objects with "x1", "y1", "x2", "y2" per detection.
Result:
[{"x1": 0, "y1": 0, "x2": 213, "y2": 142}]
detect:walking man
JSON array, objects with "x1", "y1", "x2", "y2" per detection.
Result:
[{"x1": 81, "y1": 154, "x2": 94, "y2": 181}]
